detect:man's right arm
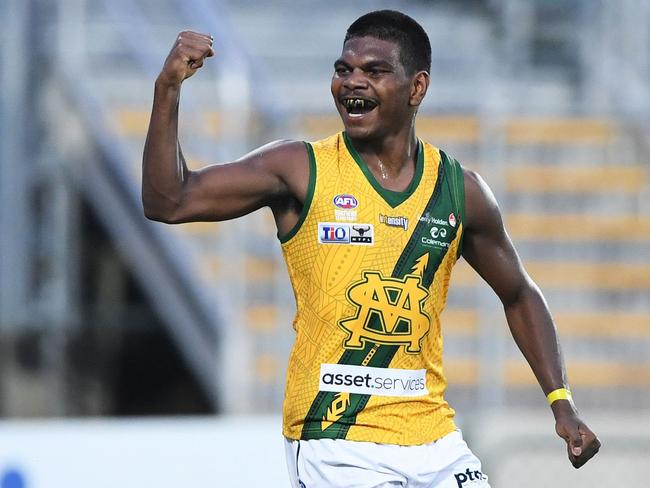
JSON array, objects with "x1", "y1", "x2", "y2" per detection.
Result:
[{"x1": 142, "y1": 31, "x2": 307, "y2": 224}]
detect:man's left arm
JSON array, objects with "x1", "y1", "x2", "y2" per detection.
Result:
[{"x1": 461, "y1": 169, "x2": 601, "y2": 468}]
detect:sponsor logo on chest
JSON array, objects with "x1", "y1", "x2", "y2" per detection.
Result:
[
  {"x1": 379, "y1": 214, "x2": 409, "y2": 231},
  {"x1": 332, "y1": 194, "x2": 358, "y2": 221},
  {"x1": 318, "y1": 223, "x2": 374, "y2": 245},
  {"x1": 419, "y1": 212, "x2": 457, "y2": 249},
  {"x1": 333, "y1": 194, "x2": 358, "y2": 209}
]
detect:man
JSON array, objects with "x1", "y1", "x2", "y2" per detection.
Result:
[{"x1": 143, "y1": 10, "x2": 600, "y2": 487}]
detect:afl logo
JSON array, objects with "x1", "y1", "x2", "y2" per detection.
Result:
[
  {"x1": 333, "y1": 194, "x2": 358, "y2": 209},
  {"x1": 448, "y1": 213, "x2": 457, "y2": 228}
]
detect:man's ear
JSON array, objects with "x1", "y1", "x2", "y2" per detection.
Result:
[{"x1": 409, "y1": 71, "x2": 430, "y2": 106}]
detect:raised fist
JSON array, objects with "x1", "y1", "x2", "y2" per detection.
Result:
[{"x1": 157, "y1": 31, "x2": 214, "y2": 87}]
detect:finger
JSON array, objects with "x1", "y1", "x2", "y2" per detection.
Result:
[
  {"x1": 176, "y1": 32, "x2": 213, "y2": 52},
  {"x1": 178, "y1": 30, "x2": 212, "y2": 42},
  {"x1": 181, "y1": 40, "x2": 214, "y2": 59},
  {"x1": 581, "y1": 433, "x2": 601, "y2": 458},
  {"x1": 576, "y1": 424, "x2": 600, "y2": 456},
  {"x1": 572, "y1": 454, "x2": 587, "y2": 469},
  {"x1": 571, "y1": 435, "x2": 601, "y2": 469},
  {"x1": 189, "y1": 58, "x2": 204, "y2": 69},
  {"x1": 572, "y1": 445, "x2": 599, "y2": 469},
  {"x1": 568, "y1": 425, "x2": 583, "y2": 457},
  {"x1": 182, "y1": 46, "x2": 209, "y2": 64}
]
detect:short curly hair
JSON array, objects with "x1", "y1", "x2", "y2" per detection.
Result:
[{"x1": 344, "y1": 10, "x2": 431, "y2": 74}]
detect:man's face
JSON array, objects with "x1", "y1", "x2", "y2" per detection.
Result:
[{"x1": 331, "y1": 36, "x2": 415, "y2": 140}]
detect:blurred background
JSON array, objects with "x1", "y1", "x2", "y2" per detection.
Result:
[{"x1": 1, "y1": 0, "x2": 649, "y2": 486}]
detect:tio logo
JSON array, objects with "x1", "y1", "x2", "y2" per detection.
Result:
[{"x1": 320, "y1": 224, "x2": 349, "y2": 243}]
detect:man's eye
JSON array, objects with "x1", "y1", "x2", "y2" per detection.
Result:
[{"x1": 335, "y1": 67, "x2": 349, "y2": 75}]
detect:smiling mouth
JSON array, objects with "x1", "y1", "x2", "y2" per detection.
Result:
[{"x1": 342, "y1": 97, "x2": 378, "y2": 117}]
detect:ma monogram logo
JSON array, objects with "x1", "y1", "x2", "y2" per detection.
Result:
[{"x1": 338, "y1": 271, "x2": 430, "y2": 353}]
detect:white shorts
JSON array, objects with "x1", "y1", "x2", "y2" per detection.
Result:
[{"x1": 284, "y1": 430, "x2": 490, "y2": 488}]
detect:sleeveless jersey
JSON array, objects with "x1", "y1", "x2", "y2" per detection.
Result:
[{"x1": 280, "y1": 132, "x2": 465, "y2": 446}]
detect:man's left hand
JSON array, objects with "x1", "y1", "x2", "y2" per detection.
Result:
[{"x1": 555, "y1": 413, "x2": 601, "y2": 468}]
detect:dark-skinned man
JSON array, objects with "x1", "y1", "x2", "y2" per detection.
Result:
[{"x1": 143, "y1": 10, "x2": 600, "y2": 488}]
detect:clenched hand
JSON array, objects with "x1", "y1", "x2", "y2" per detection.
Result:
[
  {"x1": 157, "y1": 30, "x2": 214, "y2": 87},
  {"x1": 555, "y1": 413, "x2": 601, "y2": 468}
]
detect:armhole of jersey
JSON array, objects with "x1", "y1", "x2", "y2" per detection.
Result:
[
  {"x1": 278, "y1": 142, "x2": 317, "y2": 244},
  {"x1": 440, "y1": 150, "x2": 466, "y2": 258}
]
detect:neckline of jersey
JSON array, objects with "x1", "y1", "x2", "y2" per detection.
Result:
[{"x1": 342, "y1": 131, "x2": 424, "y2": 209}]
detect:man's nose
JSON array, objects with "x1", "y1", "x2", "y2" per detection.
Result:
[{"x1": 343, "y1": 68, "x2": 368, "y2": 90}]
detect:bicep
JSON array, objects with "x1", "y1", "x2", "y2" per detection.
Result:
[
  {"x1": 169, "y1": 140, "x2": 306, "y2": 223},
  {"x1": 461, "y1": 170, "x2": 532, "y2": 306}
]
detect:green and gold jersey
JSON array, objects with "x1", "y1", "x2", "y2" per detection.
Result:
[{"x1": 280, "y1": 132, "x2": 465, "y2": 446}]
